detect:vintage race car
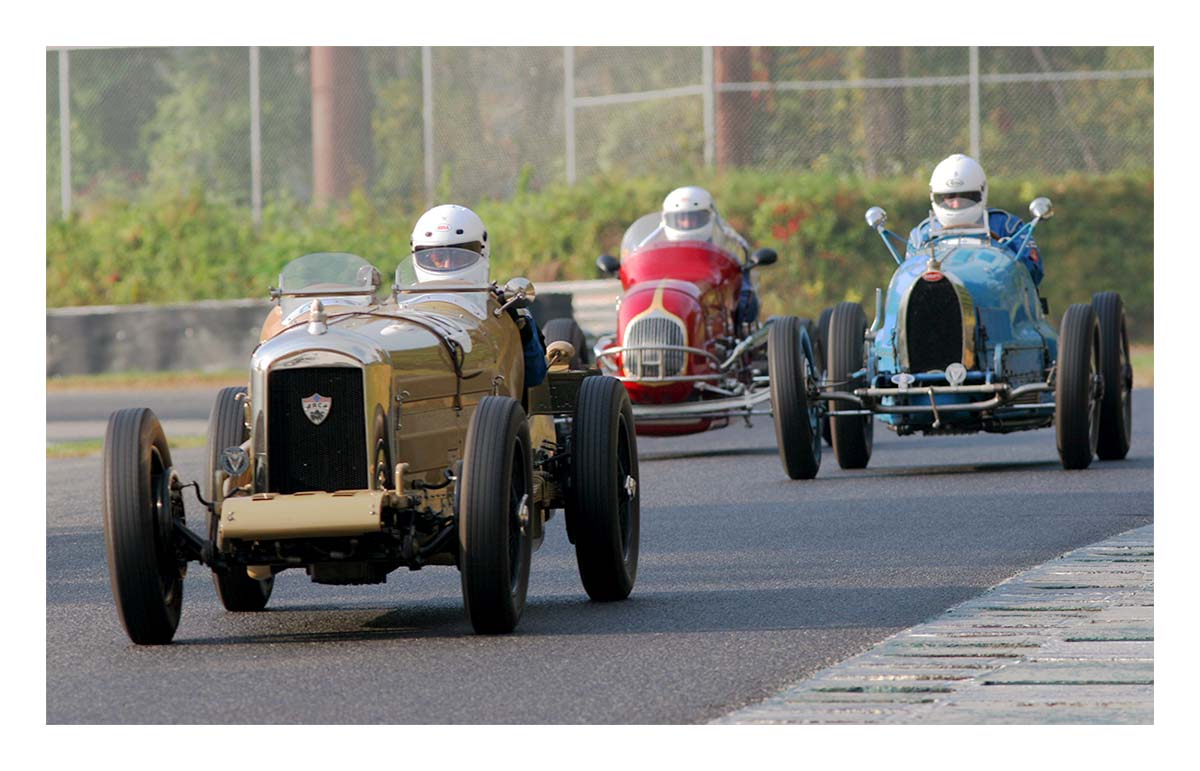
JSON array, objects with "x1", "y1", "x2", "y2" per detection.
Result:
[
  {"x1": 593, "y1": 213, "x2": 825, "y2": 480},
  {"x1": 102, "y1": 250, "x2": 640, "y2": 644},
  {"x1": 819, "y1": 198, "x2": 1133, "y2": 471}
]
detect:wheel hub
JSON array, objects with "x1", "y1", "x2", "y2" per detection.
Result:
[{"x1": 623, "y1": 475, "x2": 638, "y2": 501}]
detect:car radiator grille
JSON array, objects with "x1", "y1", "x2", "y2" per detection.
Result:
[
  {"x1": 906, "y1": 277, "x2": 965, "y2": 373},
  {"x1": 267, "y1": 367, "x2": 367, "y2": 494},
  {"x1": 624, "y1": 314, "x2": 687, "y2": 379}
]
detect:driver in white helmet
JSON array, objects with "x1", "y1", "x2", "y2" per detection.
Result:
[
  {"x1": 408, "y1": 204, "x2": 547, "y2": 387},
  {"x1": 660, "y1": 186, "x2": 749, "y2": 253},
  {"x1": 656, "y1": 186, "x2": 760, "y2": 326},
  {"x1": 906, "y1": 154, "x2": 1044, "y2": 286}
]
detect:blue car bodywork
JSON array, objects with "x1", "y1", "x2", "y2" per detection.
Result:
[{"x1": 846, "y1": 201, "x2": 1059, "y2": 436}]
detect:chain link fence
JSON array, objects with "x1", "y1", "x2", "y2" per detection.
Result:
[{"x1": 47, "y1": 46, "x2": 1152, "y2": 220}]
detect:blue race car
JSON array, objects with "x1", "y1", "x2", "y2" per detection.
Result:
[{"x1": 820, "y1": 196, "x2": 1133, "y2": 471}]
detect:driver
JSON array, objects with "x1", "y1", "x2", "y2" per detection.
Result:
[
  {"x1": 906, "y1": 154, "x2": 1044, "y2": 286},
  {"x1": 660, "y1": 186, "x2": 760, "y2": 327},
  {"x1": 410, "y1": 204, "x2": 547, "y2": 387}
]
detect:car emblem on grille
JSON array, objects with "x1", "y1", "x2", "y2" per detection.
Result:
[{"x1": 301, "y1": 393, "x2": 332, "y2": 425}]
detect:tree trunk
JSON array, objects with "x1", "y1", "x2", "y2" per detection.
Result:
[
  {"x1": 715, "y1": 47, "x2": 752, "y2": 171},
  {"x1": 862, "y1": 47, "x2": 907, "y2": 178},
  {"x1": 311, "y1": 46, "x2": 374, "y2": 207}
]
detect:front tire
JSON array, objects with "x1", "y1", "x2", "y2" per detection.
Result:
[
  {"x1": 769, "y1": 316, "x2": 821, "y2": 480},
  {"x1": 205, "y1": 386, "x2": 273, "y2": 612},
  {"x1": 568, "y1": 376, "x2": 640, "y2": 601},
  {"x1": 1092, "y1": 291, "x2": 1133, "y2": 460},
  {"x1": 103, "y1": 408, "x2": 185, "y2": 645},
  {"x1": 827, "y1": 302, "x2": 874, "y2": 469},
  {"x1": 459, "y1": 396, "x2": 533, "y2": 633},
  {"x1": 1056, "y1": 303, "x2": 1102, "y2": 470}
]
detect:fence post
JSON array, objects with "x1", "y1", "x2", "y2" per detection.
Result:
[
  {"x1": 702, "y1": 46, "x2": 714, "y2": 168},
  {"x1": 969, "y1": 45, "x2": 980, "y2": 161},
  {"x1": 249, "y1": 46, "x2": 263, "y2": 227},
  {"x1": 422, "y1": 46, "x2": 435, "y2": 205},
  {"x1": 58, "y1": 49, "x2": 71, "y2": 220},
  {"x1": 564, "y1": 46, "x2": 576, "y2": 185}
]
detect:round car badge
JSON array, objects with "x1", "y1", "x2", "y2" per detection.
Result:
[
  {"x1": 946, "y1": 362, "x2": 967, "y2": 387},
  {"x1": 219, "y1": 446, "x2": 250, "y2": 478},
  {"x1": 301, "y1": 393, "x2": 332, "y2": 425},
  {"x1": 891, "y1": 373, "x2": 916, "y2": 390}
]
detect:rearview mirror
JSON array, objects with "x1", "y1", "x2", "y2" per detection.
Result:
[
  {"x1": 749, "y1": 248, "x2": 777, "y2": 268},
  {"x1": 596, "y1": 254, "x2": 620, "y2": 276},
  {"x1": 865, "y1": 206, "x2": 887, "y2": 230},
  {"x1": 502, "y1": 277, "x2": 535, "y2": 308},
  {"x1": 1029, "y1": 197, "x2": 1054, "y2": 220}
]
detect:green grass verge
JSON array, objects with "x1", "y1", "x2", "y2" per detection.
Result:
[
  {"x1": 1131, "y1": 345, "x2": 1153, "y2": 388},
  {"x1": 47, "y1": 369, "x2": 245, "y2": 392},
  {"x1": 47, "y1": 434, "x2": 207, "y2": 460}
]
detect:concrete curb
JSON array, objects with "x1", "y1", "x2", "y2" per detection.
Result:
[{"x1": 714, "y1": 524, "x2": 1154, "y2": 724}]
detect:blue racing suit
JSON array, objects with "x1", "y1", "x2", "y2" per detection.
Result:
[
  {"x1": 514, "y1": 308, "x2": 548, "y2": 387},
  {"x1": 906, "y1": 209, "x2": 1044, "y2": 287}
]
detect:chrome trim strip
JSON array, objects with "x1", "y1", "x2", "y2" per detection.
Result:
[{"x1": 631, "y1": 387, "x2": 771, "y2": 419}]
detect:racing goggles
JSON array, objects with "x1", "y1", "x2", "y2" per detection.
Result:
[
  {"x1": 665, "y1": 209, "x2": 712, "y2": 231},
  {"x1": 413, "y1": 245, "x2": 483, "y2": 272},
  {"x1": 933, "y1": 191, "x2": 983, "y2": 210}
]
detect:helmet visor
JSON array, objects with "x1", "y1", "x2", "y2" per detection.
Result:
[
  {"x1": 413, "y1": 246, "x2": 482, "y2": 273},
  {"x1": 933, "y1": 191, "x2": 983, "y2": 210},
  {"x1": 664, "y1": 209, "x2": 712, "y2": 232}
]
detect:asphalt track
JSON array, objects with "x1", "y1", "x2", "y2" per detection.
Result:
[{"x1": 46, "y1": 389, "x2": 1154, "y2": 724}]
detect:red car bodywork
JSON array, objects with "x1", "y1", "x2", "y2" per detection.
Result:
[{"x1": 602, "y1": 240, "x2": 748, "y2": 436}]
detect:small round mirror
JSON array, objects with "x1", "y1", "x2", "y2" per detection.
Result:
[
  {"x1": 750, "y1": 247, "x2": 778, "y2": 267},
  {"x1": 503, "y1": 277, "x2": 535, "y2": 308},
  {"x1": 1029, "y1": 197, "x2": 1054, "y2": 220},
  {"x1": 865, "y1": 206, "x2": 888, "y2": 230},
  {"x1": 596, "y1": 254, "x2": 620, "y2": 275}
]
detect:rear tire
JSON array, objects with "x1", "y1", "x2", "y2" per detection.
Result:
[
  {"x1": 1092, "y1": 291, "x2": 1133, "y2": 460},
  {"x1": 768, "y1": 316, "x2": 821, "y2": 480},
  {"x1": 206, "y1": 386, "x2": 273, "y2": 612},
  {"x1": 103, "y1": 408, "x2": 184, "y2": 645},
  {"x1": 459, "y1": 396, "x2": 533, "y2": 633},
  {"x1": 542, "y1": 317, "x2": 588, "y2": 368},
  {"x1": 1056, "y1": 303, "x2": 1102, "y2": 470},
  {"x1": 568, "y1": 376, "x2": 640, "y2": 601},
  {"x1": 827, "y1": 302, "x2": 874, "y2": 469}
]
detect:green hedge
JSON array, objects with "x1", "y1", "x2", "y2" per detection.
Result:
[{"x1": 47, "y1": 170, "x2": 1153, "y2": 340}]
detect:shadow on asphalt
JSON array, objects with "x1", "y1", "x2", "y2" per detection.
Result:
[
  {"x1": 639, "y1": 446, "x2": 779, "y2": 462},
  {"x1": 151, "y1": 583, "x2": 984, "y2": 646}
]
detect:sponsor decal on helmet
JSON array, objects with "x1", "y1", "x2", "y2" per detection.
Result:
[{"x1": 302, "y1": 393, "x2": 332, "y2": 425}]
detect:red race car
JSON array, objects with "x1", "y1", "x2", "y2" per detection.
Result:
[{"x1": 593, "y1": 212, "x2": 825, "y2": 479}]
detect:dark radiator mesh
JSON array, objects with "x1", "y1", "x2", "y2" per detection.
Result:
[
  {"x1": 906, "y1": 278, "x2": 963, "y2": 373},
  {"x1": 267, "y1": 367, "x2": 367, "y2": 494}
]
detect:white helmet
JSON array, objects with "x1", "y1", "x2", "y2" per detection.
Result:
[
  {"x1": 410, "y1": 204, "x2": 489, "y2": 285},
  {"x1": 662, "y1": 186, "x2": 716, "y2": 242},
  {"x1": 929, "y1": 154, "x2": 988, "y2": 229}
]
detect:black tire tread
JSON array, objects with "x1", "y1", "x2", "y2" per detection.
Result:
[
  {"x1": 1091, "y1": 291, "x2": 1132, "y2": 460},
  {"x1": 828, "y1": 302, "x2": 873, "y2": 469},
  {"x1": 459, "y1": 396, "x2": 532, "y2": 633},
  {"x1": 769, "y1": 316, "x2": 820, "y2": 480},
  {"x1": 571, "y1": 376, "x2": 639, "y2": 601},
  {"x1": 1056, "y1": 303, "x2": 1099, "y2": 470},
  {"x1": 102, "y1": 408, "x2": 181, "y2": 645}
]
